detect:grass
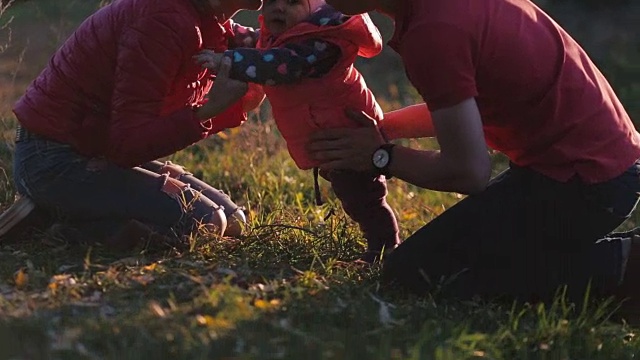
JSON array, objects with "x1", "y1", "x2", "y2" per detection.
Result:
[
  {"x1": 1, "y1": 123, "x2": 639, "y2": 360},
  {"x1": 1, "y1": 1, "x2": 640, "y2": 359}
]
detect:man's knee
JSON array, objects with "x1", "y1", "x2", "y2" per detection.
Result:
[{"x1": 382, "y1": 245, "x2": 435, "y2": 295}]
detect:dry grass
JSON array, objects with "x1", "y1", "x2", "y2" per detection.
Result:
[{"x1": 1, "y1": 1, "x2": 640, "y2": 359}]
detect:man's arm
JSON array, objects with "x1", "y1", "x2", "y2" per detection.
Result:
[
  {"x1": 307, "y1": 98, "x2": 491, "y2": 194},
  {"x1": 386, "y1": 98, "x2": 491, "y2": 194},
  {"x1": 380, "y1": 103, "x2": 435, "y2": 140}
]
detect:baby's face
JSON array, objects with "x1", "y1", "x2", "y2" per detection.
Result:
[{"x1": 262, "y1": 0, "x2": 310, "y2": 36}]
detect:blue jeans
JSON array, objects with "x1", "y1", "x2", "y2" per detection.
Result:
[
  {"x1": 383, "y1": 161, "x2": 640, "y2": 301},
  {"x1": 13, "y1": 135, "x2": 239, "y2": 241}
]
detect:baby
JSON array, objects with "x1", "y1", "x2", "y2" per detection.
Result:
[{"x1": 196, "y1": 0, "x2": 399, "y2": 262}]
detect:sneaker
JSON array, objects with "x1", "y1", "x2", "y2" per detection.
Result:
[{"x1": 0, "y1": 195, "x2": 36, "y2": 239}]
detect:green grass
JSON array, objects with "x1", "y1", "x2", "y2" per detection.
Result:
[
  {"x1": 1, "y1": 1, "x2": 640, "y2": 359},
  {"x1": 0, "y1": 121, "x2": 639, "y2": 359}
]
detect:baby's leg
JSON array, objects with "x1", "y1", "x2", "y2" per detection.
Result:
[{"x1": 324, "y1": 170, "x2": 400, "y2": 262}]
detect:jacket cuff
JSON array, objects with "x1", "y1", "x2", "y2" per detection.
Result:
[{"x1": 208, "y1": 100, "x2": 247, "y2": 135}]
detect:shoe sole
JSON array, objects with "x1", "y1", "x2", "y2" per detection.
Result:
[{"x1": 0, "y1": 196, "x2": 36, "y2": 238}]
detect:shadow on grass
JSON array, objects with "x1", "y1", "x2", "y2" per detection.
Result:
[{"x1": 1, "y1": 222, "x2": 640, "y2": 359}]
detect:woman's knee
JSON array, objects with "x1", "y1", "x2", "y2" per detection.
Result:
[
  {"x1": 190, "y1": 200, "x2": 247, "y2": 238},
  {"x1": 224, "y1": 207, "x2": 247, "y2": 238},
  {"x1": 191, "y1": 200, "x2": 246, "y2": 238},
  {"x1": 202, "y1": 206, "x2": 228, "y2": 237},
  {"x1": 188, "y1": 193, "x2": 228, "y2": 236}
]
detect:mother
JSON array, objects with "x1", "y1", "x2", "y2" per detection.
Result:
[
  {"x1": 1, "y1": 0, "x2": 265, "y2": 249},
  {"x1": 308, "y1": 0, "x2": 640, "y2": 301}
]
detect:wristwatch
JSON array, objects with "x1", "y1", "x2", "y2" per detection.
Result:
[{"x1": 372, "y1": 143, "x2": 395, "y2": 178}]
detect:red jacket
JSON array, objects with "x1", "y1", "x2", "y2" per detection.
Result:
[
  {"x1": 257, "y1": 14, "x2": 384, "y2": 170},
  {"x1": 13, "y1": 0, "x2": 246, "y2": 167}
]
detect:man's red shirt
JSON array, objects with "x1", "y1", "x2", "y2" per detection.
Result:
[{"x1": 390, "y1": 0, "x2": 640, "y2": 182}]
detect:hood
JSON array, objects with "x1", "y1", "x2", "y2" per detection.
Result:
[{"x1": 258, "y1": 9, "x2": 382, "y2": 59}]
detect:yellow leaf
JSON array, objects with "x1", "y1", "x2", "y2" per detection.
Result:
[
  {"x1": 254, "y1": 298, "x2": 282, "y2": 311},
  {"x1": 254, "y1": 299, "x2": 269, "y2": 309},
  {"x1": 195, "y1": 315, "x2": 232, "y2": 329},
  {"x1": 401, "y1": 210, "x2": 418, "y2": 221},
  {"x1": 48, "y1": 282, "x2": 58, "y2": 294},
  {"x1": 143, "y1": 263, "x2": 158, "y2": 272},
  {"x1": 14, "y1": 268, "x2": 28, "y2": 289},
  {"x1": 196, "y1": 314, "x2": 214, "y2": 326}
]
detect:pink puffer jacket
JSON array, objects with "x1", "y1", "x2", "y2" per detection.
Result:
[{"x1": 257, "y1": 13, "x2": 384, "y2": 169}]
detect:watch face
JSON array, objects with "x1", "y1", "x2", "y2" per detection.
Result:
[{"x1": 372, "y1": 148, "x2": 390, "y2": 168}]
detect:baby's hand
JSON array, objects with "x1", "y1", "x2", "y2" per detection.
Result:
[{"x1": 193, "y1": 50, "x2": 224, "y2": 71}]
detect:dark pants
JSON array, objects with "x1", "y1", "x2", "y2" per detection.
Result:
[
  {"x1": 383, "y1": 162, "x2": 640, "y2": 301},
  {"x1": 323, "y1": 170, "x2": 400, "y2": 253},
  {"x1": 13, "y1": 135, "x2": 239, "y2": 241}
]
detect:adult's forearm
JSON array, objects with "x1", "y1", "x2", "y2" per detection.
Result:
[
  {"x1": 388, "y1": 145, "x2": 490, "y2": 194},
  {"x1": 195, "y1": 101, "x2": 227, "y2": 121},
  {"x1": 380, "y1": 104, "x2": 435, "y2": 140}
]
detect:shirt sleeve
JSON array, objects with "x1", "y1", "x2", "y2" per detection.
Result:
[
  {"x1": 400, "y1": 22, "x2": 478, "y2": 111},
  {"x1": 223, "y1": 38, "x2": 342, "y2": 85},
  {"x1": 206, "y1": 100, "x2": 247, "y2": 135}
]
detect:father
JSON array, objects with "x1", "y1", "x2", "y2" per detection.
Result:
[
  {"x1": 0, "y1": 0, "x2": 265, "y2": 249},
  {"x1": 308, "y1": 0, "x2": 640, "y2": 301}
]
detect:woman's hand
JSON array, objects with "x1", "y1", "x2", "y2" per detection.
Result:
[
  {"x1": 196, "y1": 57, "x2": 248, "y2": 120},
  {"x1": 160, "y1": 176, "x2": 189, "y2": 196},
  {"x1": 306, "y1": 109, "x2": 387, "y2": 171},
  {"x1": 158, "y1": 160, "x2": 187, "y2": 178},
  {"x1": 193, "y1": 49, "x2": 224, "y2": 72}
]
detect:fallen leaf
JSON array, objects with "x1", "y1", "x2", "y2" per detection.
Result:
[
  {"x1": 132, "y1": 274, "x2": 155, "y2": 286},
  {"x1": 195, "y1": 314, "x2": 232, "y2": 329},
  {"x1": 149, "y1": 301, "x2": 167, "y2": 318},
  {"x1": 14, "y1": 268, "x2": 28, "y2": 289}
]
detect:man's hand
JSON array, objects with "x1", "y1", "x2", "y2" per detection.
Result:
[
  {"x1": 196, "y1": 57, "x2": 248, "y2": 120},
  {"x1": 306, "y1": 109, "x2": 386, "y2": 171}
]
